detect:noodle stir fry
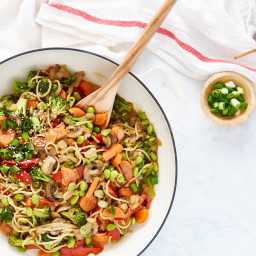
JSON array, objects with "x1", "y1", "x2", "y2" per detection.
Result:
[{"x1": 0, "y1": 65, "x2": 159, "y2": 256}]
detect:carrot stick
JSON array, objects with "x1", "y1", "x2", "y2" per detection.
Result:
[
  {"x1": 118, "y1": 187, "x2": 134, "y2": 197},
  {"x1": 134, "y1": 209, "x2": 149, "y2": 223},
  {"x1": 91, "y1": 234, "x2": 109, "y2": 248},
  {"x1": 93, "y1": 113, "x2": 108, "y2": 126},
  {"x1": 69, "y1": 107, "x2": 86, "y2": 117},
  {"x1": 119, "y1": 160, "x2": 133, "y2": 181},
  {"x1": 111, "y1": 126, "x2": 125, "y2": 141},
  {"x1": 85, "y1": 176, "x2": 99, "y2": 198},
  {"x1": 60, "y1": 89, "x2": 67, "y2": 100},
  {"x1": 103, "y1": 143, "x2": 123, "y2": 161},
  {"x1": 79, "y1": 80, "x2": 94, "y2": 96},
  {"x1": 79, "y1": 195, "x2": 97, "y2": 212},
  {"x1": 112, "y1": 152, "x2": 123, "y2": 167},
  {"x1": 102, "y1": 206, "x2": 126, "y2": 219},
  {"x1": 61, "y1": 167, "x2": 77, "y2": 186}
]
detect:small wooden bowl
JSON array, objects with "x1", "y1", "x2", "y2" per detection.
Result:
[{"x1": 200, "y1": 71, "x2": 255, "y2": 126}]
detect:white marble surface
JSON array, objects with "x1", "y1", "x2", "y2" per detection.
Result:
[{"x1": 130, "y1": 49, "x2": 256, "y2": 256}]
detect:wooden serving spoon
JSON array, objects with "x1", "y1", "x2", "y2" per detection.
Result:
[{"x1": 76, "y1": 0, "x2": 177, "y2": 127}]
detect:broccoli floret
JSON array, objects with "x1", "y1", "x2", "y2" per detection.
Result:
[
  {"x1": 34, "y1": 205, "x2": 51, "y2": 221},
  {"x1": 63, "y1": 114, "x2": 88, "y2": 126},
  {"x1": 0, "y1": 147, "x2": 14, "y2": 160},
  {"x1": 30, "y1": 166, "x2": 54, "y2": 183},
  {"x1": 27, "y1": 71, "x2": 37, "y2": 84},
  {"x1": 0, "y1": 95, "x2": 14, "y2": 109},
  {"x1": 37, "y1": 78, "x2": 52, "y2": 95},
  {"x1": 12, "y1": 98, "x2": 27, "y2": 118},
  {"x1": 12, "y1": 81, "x2": 29, "y2": 96},
  {"x1": 61, "y1": 73, "x2": 76, "y2": 85},
  {"x1": 49, "y1": 96, "x2": 69, "y2": 119},
  {"x1": 0, "y1": 208, "x2": 14, "y2": 222},
  {"x1": 61, "y1": 206, "x2": 86, "y2": 226},
  {"x1": 61, "y1": 160, "x2": 75, "y2": 169},
  {"x1": 113, "y1": 95, "x2": 132, "y2": 112},
  {"x1": 8, "y1": 234, "x2": 35, "y2": 247}
]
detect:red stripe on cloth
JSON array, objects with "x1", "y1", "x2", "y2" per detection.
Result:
[{"x1": 49, "y1": 3, "x2": 256, "y2": 73}]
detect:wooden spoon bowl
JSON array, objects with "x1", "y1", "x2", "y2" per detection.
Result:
[{"x1": 200, "y1": 71, "x2": 256, "y2": 126}]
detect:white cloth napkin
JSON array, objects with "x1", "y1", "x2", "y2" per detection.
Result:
[{"x1": 34, "y1": 0, "x2": 256, "y2": 81}]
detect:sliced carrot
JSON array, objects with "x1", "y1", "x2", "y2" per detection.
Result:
[
  {"x1": 134, "y1": 209, "x2": 149, "y2": 223},
  {"x1": 118, "y1": 187, "x2": 134, "y2": 197},
  {"x1": 79, "y1": 80, "x2": 93, "y2": 96},
  {"x1": 46, "y1": 123, "x2": 67, "y2": 143},
  {"x1": 61, "y1": 167, "x2": 77, "y2": 186},
  {"x1": 69, "y1": 107, "x2": 86, "y2": 118},
  {"x1": 85, "y1": 177, "x2": 99, "y2": 198},
  {"x1": 102, "y1": 207, "x2": 126, "y2": 219},
  {"x1": 112, "y1": 152, "x2": 123, "y2": 167},
  {"x1": 60, "y1": 89, "x2": 67, "y2": 100},
  {"x1": 91, "y1": 234, "x2": 109, "y2": 248},
  {"x1": 0, "y1": 220, "x2": 12, "y2": 236},
  {"x1": 38, "y1": 249, "x2": 52, "y2": 256},
  {"x1": 27, "y1": 99, "x2": 39, "y2": 110},
  {"x1": 79, "y1": 194, "x2": 97, "y2": 212},
  {"x1": 93, "y1": 113, "x2": 108, "y2": 126},
  {"x1": 0, "y1": 115, "x2": 8, "y2": 122},
  {"x1": 102, "y1": 143, "x2": 123, "y2": 161},
  {"x1": 119, "y1": 160, "x2": 133, "y2": 181},
  {"x1": 68, "y1": 138, "x2": 75, "y2": 146},
  {"x1": 0, "y1": 127, "x2": 16, "y2": 146},
  {"x1": 111, "y1": 126, "x2": 125, "y2": 141}
]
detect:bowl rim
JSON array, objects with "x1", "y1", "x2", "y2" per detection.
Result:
[
  {"x1": 0, "y1": 47, "x2": 178, "y2": 256},
  {"x1": 200, "y1": 71, "x2": 256, "y2": 126}
]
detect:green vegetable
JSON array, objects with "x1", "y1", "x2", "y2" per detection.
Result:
[
  {"x1": 150, "y1": 152, "x2": 157, "y2": 161},
  {"x1": 68, "y1": 96, "x2": 76, "y2": 108},
  {"x1": 0, "y1": 95, "x2": 14, "y2": 109},
  {"x1": 25, "y1": 152, "x2": 33, "y2": 160},
  {"x1": 93, "y1": 127, "x2": 100, "y2": 134},
  {"x1": 61, "y1": 206, "x2": 87, "y2": 226},
  {"x1": 26, "y1": 207, "x2": 33, "y2": 217},
  {"x1": 31, "y1": 194, "x2": 39, "y2": 204},
  {"x1": 113, "y1": 95, "x2": 132, "y2": 112},
  {"x1": 30, "y1": 166, "x2": 54, "y2": 183},
  {"x1": 33, "y1": 205, "x2": 51, "y2": 221},
  {"x1": 27, "y1": 142, "x2": 35, "y2": 151},
  {"x1": 22, "y1": 132, "x2": 30, "y2": 141},
  {"x1": 0, "y1": 165, "x2": 10, "y2": 173},
  {"x1": 22, "y1": 119, "x2": 32, "y2": 132},
  {"x1": 101, "y1": 129, "x2": 110, "y2": 136},
  {"x1": 61, "y1": 73, "x2": 76, "y2": 85},
  {"x1": 86, "y1": 122, "x2": 93, "y2": 129},
  {"x1": 37, "y1": 102, "x2": 47, "y2": 110},
  {"x1": 73, "y1": 92, "x2": 81, "y2": 101},
  {"x1": 106, "y1": 224, "x2": 116, "y2": 231},
  {"x1": 70, "y1": 195, "x2": 79, "y2": 205},
  {"x1": 94, "y1": 190, "x2": 104, "y2": 199},
  {"x1": 17, "y1": 247, "x2": 26, "y2": 252},
  {"x1": 7, "y1": 119, "x2": 18, "y2": 129},
  {"x1": 0, "y1": 207, "x2": 13, "y2": 222},
  {"x1": 135, "y1": 156, "x2": 143, "y2": 166},
  {"x1": 138, "y1": 111, "x2": 147, "y2": 120},
  {"x1": 80, "y1": 225, "x2": 87, "y2": 234},
  {"x1": 10, "y1": 165, "x2": 21, "y2": 174},
  {"x1": 147, "y1": 124, "x2": 154, "y2": 135},
  {"x1": 67, "y1": 237, "x2": 76, "y2": 248},
  {"x1": 1, "y1": 119, "x2": 7, "y2": 131},
  {"x1": 87, "y1": 107, "x2": 95, "y2": 113},
  {"x1": 52, "y1": 251, "x2": 60, "y2": 256},
  {"x1": 131, "y1": 216, "x2": 136, "y2": 225},
  {"x1": 64, "y1": 114, "x2": 88, "y2": 126},
  {"x1": 32, "y1": 181, "x2": 41, "y2": 189},
  {"x1": 80, "y1": 181, "x2": 88, "y2": 192},
  {"x1": 130, "y1": 183, "x2": 139, "y2": 193},
  {"x1": 104, "y1": 169, "x2": 111, "y2": 179},
  {"x1": 12, "y1": 81, "x2": 28, "y2": 96},
  {"x1": 150, "y1": 175, "x2": 158, "y2": 185},
  {"x1": 8, "y1": 234, "x2": 35, "y2": 247},
  {"x1": 68, "y1": 182, "x2": 76, "y2": 191},
  {"x1": 31, "y1": 117, "x2": 41, "y2": 131},
  {"x1": 14, "y1": 194, "x2": 24, "y2": 202},
  {"x1": 49, "y1": 96, "x2": 69, "y2": 118}
]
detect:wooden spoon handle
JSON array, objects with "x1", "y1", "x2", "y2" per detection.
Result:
[{"x1": 105, "y1": 0, "x2": 177, "y2": 89}]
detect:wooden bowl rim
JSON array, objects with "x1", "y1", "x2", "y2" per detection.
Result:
[{"x1": 200, "y1": 71, "x2": 256, "y2": 126}]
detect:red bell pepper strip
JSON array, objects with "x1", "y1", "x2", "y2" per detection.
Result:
[
  {"x1": 26, "y1": 197, "x2": 56, "y2": 211},
  {"x1": 53, "y1": 171, "x2": 62, "y2": 183},
  {"x1": 60, "y1": 246, "x2": 104, "y2": 256},
  {"x1": 15, "y1": 169, "x2": 32, "y2": 185},
  {"x1": 51, "y1": 122, "x2": 60, "y2": 128},
  {"x1": 75, "y1": 166, "x2": 84, "y2": 178},
  {"x1": 107, "y1": 228, "x2": 120, "y2": 240},
  {"x1": 95, "y1": 134, "x2": 103, "y2": 144},
  {"x1": 2, "y1": 159, "x2": 39, "y2": 169}
]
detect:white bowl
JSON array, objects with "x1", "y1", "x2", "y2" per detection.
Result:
[{"x1": 0, "y1": 48, "x2": 177, "y2": 256}]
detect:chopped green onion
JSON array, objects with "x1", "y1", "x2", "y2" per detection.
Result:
[
  {"x1": 25, "y1": 152, "x2": 33, "y2": 160},
  {"x1": 225, "y1": 81, "x2": 236, "y2": 88},
  {"x1": 26, "y1": 207, "x2": 33, "y2": 217},
  {"x1": 130, "y1": 183, "x2": 139, "y2": 193},
  {"x1": 210, "y1": 109, "x2": 219, "y2": 114},
  {"x1": 218, "y1": 102, "x2": 225, "y2": 110},
  {"x1": 220, "y1": 88, "x2": 228, "y2": 95},
  {"x1": 14, "y1": 194, "x2": 24, "y2": 202},
  {"x1": 29, "y1": 107, "x2": 34, "y2": 115},
  {"x1": 102, "y1": 129, "x2": 110, "y2": 136},
  {"x1": 7, "y1": 119, "x2": 18, "y2": 129},
  {"x1": 211, "y1": 89, "x2": 219, "y2": 98},
  {"x1": 31, "y1": 194, "x2": 39, "y2": 204},
  {"x1": 94, "y1": 189, "x2": 104, "y2": 199},
  {"x1": 214, "y1": 82, "x2": 224, "y2": 89},
  {"x1": 10, "y1": 175, "x2": 17, "y2": 183},
  {"x1": 150, "y1": 175, "x2": 158, "y2": 185},
  {"x1": 239, "y1": 102, "x2": 248, "y2": 110},
  {"x1": 0, "y1": 165, "x2": 9, "y2": 174},
  {"x1": 22, "y1": 120, "x2": 31, "y2": 132},
  {"x1": 10, "y1": 165, "x2": 20, "y2": 174},
  {"x1": 31, "y1": 117, "x2": 41, "y2": 131},
  {"x1": 87, "y1": 107, "x2": 95, "y2": 113},
  {"x1": 106, "y1": 224, "x2": 116, "y2": 231},
  {"x1": 222, "y1": 108, "x2": 229, "y2": 116},
  {"x1": 237, "y1": 87, "x2": 245, "y2": 95},
  {"x1": 1, "y1": 119, "x2": 7, "y2": 131},
  {"x1": 11, "y1": 138, "x2": 20, "y2": 147},
  {"x1": 27, "y1": 142, "x2": 35, "y2": 151},
  {"x1": 77, "y1": 136, "x2": 85, "y2": 145},
  {"x1": 230, "y1": 98, "x2": 240, "y2": 109},
  {"x1": 67, "y1": 237, "x2": 76, "y2": 248},
  {"x1": 213, "y1": 102, "x2": 219, "y2": 109},
  {"x1": 22, "y1": 132, "x2": 30, "y2": 141}
]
